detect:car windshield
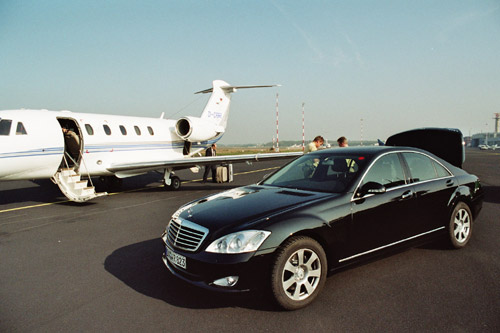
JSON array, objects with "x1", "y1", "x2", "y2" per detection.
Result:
[{"x1": 261, "y1": 152, "x2": 369, "y2": 193}]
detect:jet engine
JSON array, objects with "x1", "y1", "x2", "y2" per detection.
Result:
[{"x1": 175, "y1": 116, "x2": 224, "y2": 142}]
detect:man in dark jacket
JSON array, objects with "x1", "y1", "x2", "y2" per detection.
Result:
[
  {"x1": 62, "y1": 127, "x2": 80, "y2": 167},
  {"x1": 202, "y1": 143, "x2": 217, "y2": 183}
]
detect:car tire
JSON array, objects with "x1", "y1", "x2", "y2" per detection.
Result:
[
  {"x1": 448, "y1": 202, "x2": 473, "y2": 249},
  {"x1": 270, "y1": 236, "x2": 327, "y2": 310}
]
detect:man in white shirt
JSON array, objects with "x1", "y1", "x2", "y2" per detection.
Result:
[{"x1": 305, "y1": 136, "x2": 324, "y2": 153}]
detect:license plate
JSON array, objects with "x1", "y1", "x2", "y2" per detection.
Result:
[{"x1": 166, "y1": 247, "x2": 187, "y2": 269}]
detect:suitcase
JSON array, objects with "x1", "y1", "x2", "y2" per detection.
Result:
[{"x1": 216, "y1": 166, "x2": 228, "y2": 183}]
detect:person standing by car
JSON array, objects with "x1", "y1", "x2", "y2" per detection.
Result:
[
  {"x1": 305, "y1": 136, "x2": 324, "y2": 153},
  {"x1": 203, "y1": 143, "x2": 217, "y2": 183},
  {"x1": 337, "y1": 136, "x2": 348, "y2": 147}
]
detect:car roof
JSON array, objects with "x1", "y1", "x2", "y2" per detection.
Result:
[
  {"x1": 309, "y1": 146, "x2": 454, "y2": 167},
  {"x1": 311, "y1": 146, "x2": 414, "y2": 156},
  {"x1": 309, "y1": 128, "x2": 465, "y2": 169}
]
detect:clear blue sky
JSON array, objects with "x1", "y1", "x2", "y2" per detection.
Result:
[{"x1": 1, "y1": 1, "x2": 499, "y2": 144}]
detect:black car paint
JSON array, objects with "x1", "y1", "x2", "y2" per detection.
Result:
[
  {"x1": 180, "y1": 186, "x2": 334, "y2": 241},
  {"x1": 162, "y1": 145, "x2": 483, "y2": 294}
]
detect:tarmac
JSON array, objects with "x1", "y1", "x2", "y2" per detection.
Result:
[{"x1": 0, "y1": 150, "x2": 499, "y2": 332}]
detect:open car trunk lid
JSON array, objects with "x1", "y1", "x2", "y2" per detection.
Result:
[{"x1": 386, "y1": 128, "x2": 465, "y2": 168}]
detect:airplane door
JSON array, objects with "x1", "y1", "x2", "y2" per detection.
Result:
[
  {"x1": 57, "y1": 118, "x2": 83, "y2": 169},
  {"x1": 53, "y1": 117, "x2": 106, "y2": 202}
]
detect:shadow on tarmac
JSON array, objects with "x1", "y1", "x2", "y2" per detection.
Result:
[
  {"x1": 0, "y1": 175, "x2": 241, "y2": 207},
  {"x1": 0, "y1": 179, "x2": 65, "y2": 205},
  {"x1": 104, "y1": 238, "x2": 278, "y2": 311},
  {"x1": 482, "y1": 185, "x2": 500, "y2": 204},
  {"x1": 104, "y1": 234, "x2": 459, "y2": 311}
]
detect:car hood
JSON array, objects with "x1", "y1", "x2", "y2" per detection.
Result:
[{"x1": 175, "y1": 185, "x2": 332, "y2": 232}]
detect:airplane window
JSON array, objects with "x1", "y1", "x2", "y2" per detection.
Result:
[
  {"x1": 119, "y1": 125, "x2": 127, "y2": 135},
  {"x1": 147, "y1": 126, "x2": 154, "y2": 135},
  {"x1": 85, "y1": 124, "x2": 94, "y2": 135},
  {"x1": 103, "y1": 124, "x2": 112, "y2": 135},
  {"x1": 0, "y1": 119, "x2": 12, "y2": 135},
  {"x1": 16, "y1": 122, "x2": 27, "y2": 135},
  {"x1": 134, "y1": 126, "x2": 141, "y2": 135}
]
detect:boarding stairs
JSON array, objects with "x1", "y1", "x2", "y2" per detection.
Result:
[{"x1": 52, "y1": 153, "x2": 107, "y2": 203}]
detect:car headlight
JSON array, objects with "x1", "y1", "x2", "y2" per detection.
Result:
[{"x1": 205, "y1": 230, "x2": 271, "y2": 254}]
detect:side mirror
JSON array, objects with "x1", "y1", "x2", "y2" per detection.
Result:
[{"x1": 358, "y1": 181, "x2": 386, "y2": 197}]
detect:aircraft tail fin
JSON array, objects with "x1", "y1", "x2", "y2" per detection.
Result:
[
  {"x1": 196, "y1": 80, "x2": 279, "y2": 129},
  {"x1": 175, "y1": 80, "x2": 278, "y2": 143}
]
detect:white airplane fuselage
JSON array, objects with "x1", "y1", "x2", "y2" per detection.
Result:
[
  {"x1": 0, "y1": 80, "x2": 301, "y2": 202},
  {"x1": 0, "y1": 109, "x2": 206, "y2": 181}
]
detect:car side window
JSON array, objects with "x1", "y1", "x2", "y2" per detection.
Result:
[
  {"x1": 433, "y1": 161, "x2": 451, "y2": 178},
  {"x1": 403, "y1": 152, "x2": 437, "y2": 182},
  {"x1": 362, "y1": 153, "x2": 406, "y2": 189}
]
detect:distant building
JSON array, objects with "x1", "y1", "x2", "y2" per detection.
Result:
[{"x1": 470, "y1": 133, "x2": 500, "y2": 147}]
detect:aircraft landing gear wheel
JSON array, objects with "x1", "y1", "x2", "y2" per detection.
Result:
[
  {"x1": 270, "y1": 236, "x2": 327, "y2": 310},
  {"x1": 165, "y1": 176, "x2": 181, "y2": 191}
]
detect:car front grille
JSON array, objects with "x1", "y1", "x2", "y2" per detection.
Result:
[{"x1": 167, "y1": 218, "x2": 208, "y2": 252}]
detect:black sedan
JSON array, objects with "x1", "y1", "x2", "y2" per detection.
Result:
[{"x1": 161, "y1": 129, "x2": 483, "y2": 310}]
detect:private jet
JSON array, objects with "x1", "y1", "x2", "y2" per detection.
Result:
[{"x1": 0, "y1": 80, "x2": 302, "y2": 202}]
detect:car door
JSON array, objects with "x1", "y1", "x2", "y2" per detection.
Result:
[
  {"x1": 346, "y1": 152, "x2": 417, "y2": 259},
  {"x1": 401, "y1": 152, "x2": 457, "y2": 233}
]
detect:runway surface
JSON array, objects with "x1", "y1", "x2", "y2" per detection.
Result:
[{"x1": 1, "y1": 149, "x2": 499, "y2": 331}]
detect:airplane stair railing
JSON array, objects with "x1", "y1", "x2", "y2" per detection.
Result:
[{"x1": 51, "y1": 152, "x2": 107, "y2": 203}]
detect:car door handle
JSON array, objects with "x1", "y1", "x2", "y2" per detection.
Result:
[{"x1": 400, "y1": 190, "x2": 413, "y2": 200}]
